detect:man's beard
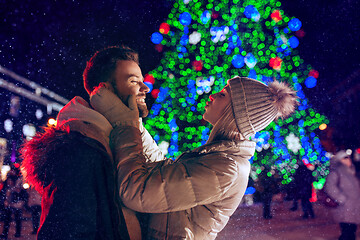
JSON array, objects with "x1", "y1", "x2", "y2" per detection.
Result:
[
  {"x1": 112, "y1": 85, "x2": 148, "y2": 118},
  {"x1": 138, "y1": 103, "x2": 149, "y2": 118}
]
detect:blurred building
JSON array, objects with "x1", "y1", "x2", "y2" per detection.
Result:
[
  {"x1": 0, "y1": 66, "x2": 67, "y2": 168},
  {"x1": 320, "y1": 69, "x2": 360, "y2": 151}
]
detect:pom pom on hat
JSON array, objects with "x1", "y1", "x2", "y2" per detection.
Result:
[
  {"x1": 228, "y1": 76, "x2": 298, "y2": 139},
  {"x1": 268, "y1": 81, "x2": 298, "y2": 119}
]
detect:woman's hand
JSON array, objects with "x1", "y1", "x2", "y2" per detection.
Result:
[{"x1": 90, "y1": 86, "x2": 139, "y2": 128}]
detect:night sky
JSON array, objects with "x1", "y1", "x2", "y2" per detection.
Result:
[{"x1": 1, "y1": 0, "x2": 359, "y2": 149}]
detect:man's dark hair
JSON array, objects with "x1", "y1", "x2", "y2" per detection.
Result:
[{"x1": 83, "y1": 45, "x2": 139, "y2": 94}]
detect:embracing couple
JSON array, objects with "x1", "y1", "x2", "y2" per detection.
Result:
[{"x1": 21, "y1": 46, "x2": 297, "y2": 240}]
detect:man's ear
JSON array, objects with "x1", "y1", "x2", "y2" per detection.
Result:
[{"x1": 98, "y1": 82, "x2": 115, "y2": 93}]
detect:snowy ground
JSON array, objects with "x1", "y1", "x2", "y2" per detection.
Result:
[
  {"x1": 1, "y1": 200, "x2": 359, "y2": 240},
  {"x1": 218, "y1": 200, "x2": 360, "y2": 240}
]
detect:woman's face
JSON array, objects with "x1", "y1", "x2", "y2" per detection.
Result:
[
  {"x1": 340, "y1": 156, "x2": 352, "y2": 167},
  {"x1": 203, "y1": 86, "x2": 231, "y2": 125}
]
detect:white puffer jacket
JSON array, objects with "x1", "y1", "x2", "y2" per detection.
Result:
[
  {"x1": 111, "y1": 126, "x2": 255, "y2": 240},
  {"x1": 325, "y1": 160, "x2": 360, "y2": 224}
]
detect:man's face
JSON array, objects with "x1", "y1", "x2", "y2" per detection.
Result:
[{"x1": 110, "y1": 60, "x2": 150, "y2": 117}]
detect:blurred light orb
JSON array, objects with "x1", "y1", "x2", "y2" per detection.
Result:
[
  {"x1": 289, "y1": 36, "x2": 299, "y2": 48},
  {"x1": 35, "y1": 109, "x2": 43, "y2": 120},
  {"x1": 269, "y1": 57, "x2": 282, "y2": 71},
  {"x1": 159, "y1": 23, "x2": 170, "y2": 34},
  {"x1": 179, "y1": 12, "x2": 192, "y2": 25},
  {"x1": 309, "y1": 69, "x2": 319, "y2": 78},
  {"x1": 151, "y1": 89, "x2": 160, "y2": 99},
  {"x1": 245, "y1": 187, "x2": 256, "y2": 195},
  {"x1": 144, "y1": 82, "x2": 153, "y2": 92},
  {"x1": 244, "y1": 53, "x2": 257, "y2": 68},
  {"x1": 248, "y1": 69, "x2": 257, "y2": 79},
  {"x1": 244, "y1": 5, "x2": 260, "y2": 22},
  {"x1": 319, "y1": 123, "x2": 327, "y2": 130},
  {"x1": 280, "y1": 34, "x2": 288, "y2": 45},
  {"x1": 305, "y1": 76, "x2": 317, "y2": 88},
  {"x1": 35, "y1": 88, "x2": 42, "y2": 96},
  {"x1": 200, "y1": 10, "x2": 211, "y2": 24},
  {"x1": 4, "y1": 119, "x2": 13, "y2": 133},
  {"x1": 192, "y1": 60, "x2": 203, "y2": 71},
  {"x1": 189, "y1": 31, "x2": 201, "y2": 45},
  {"x1": 180, "y1": 35, "x2": 189, "y2": 45},
  {"x1": 211, "y1": 11, "x2": 219, "y2": 19},
  {"x1": 232, "y1": 54, "x2": 245, "y2": 68},
  {"x1": 271, "y1": 10, "x2": 282, "y2": 22},
  {"x1": 295, "y1": 29, "x2": 306, "y2": 38},
  {"x1": 151, "y1": 32, "x2": 163, "y2": 44},
  {"x1": 23, "y1": 124, "x2": 36, "y2": 137},
  {"x1": 155, "y1": 44, "x2": 163, "y2": 52},
  {"x1": 48, "y1": 118, "x2": 57, "y2": 126},
  {"x1": 210, "y1": 26, "x2": 229, "y2": 43},
  {"x1": 288, "y1": 18, "x2": 302, "y2": 31},
  {"x1": 144, "y1": 74, "x2": 155, "y2": 84},
  {"x1": 1, "y1": 165, "x2": 11, "y2": 181}
]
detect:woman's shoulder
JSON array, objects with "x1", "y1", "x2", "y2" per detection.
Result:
[{"x1": 193, "y1": 139, "x2": 254, "y2": 153}]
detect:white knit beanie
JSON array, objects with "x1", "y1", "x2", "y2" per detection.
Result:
[{"x1": 228, "y1": 76, "x2": 298, "y2": 139}]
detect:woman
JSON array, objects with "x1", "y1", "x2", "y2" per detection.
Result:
[
  {"x1": 325, "y1": 150, "x2": 360, "y2": 240},
  {"x1": 91, "y1": 76, "x2": 297, "y2": 239}
]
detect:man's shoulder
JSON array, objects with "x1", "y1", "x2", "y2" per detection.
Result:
[
  {"x1": 49, "y1": 132, "x2": 110, "y2": 183},
  {"x1": 54, "y1": 130, "x2": 103, "y2": 150},
  {"x1": 58, "y1": 131, "x2": 109, "y2": 160},
  {"x1": 21, "y1": 128, "x2": 109, "y2": 192}
]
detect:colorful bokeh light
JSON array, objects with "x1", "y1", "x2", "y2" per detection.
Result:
[{"x1": 144, "y1": 0, "x2": 330, "y2": 187}]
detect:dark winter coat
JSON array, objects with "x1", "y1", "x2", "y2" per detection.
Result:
[
  {"x1": 21, "y1": 96, "x2": 130, "y2": 240},
  {"x1": 21, "y1": 128, "x2": 129, "y2": 240},
  {"x1": 258, "y1": 171, "x2": 279, "y2": 200},
  {"x1": 294, "y1": 165, "x2": 314, "y2": 199}
]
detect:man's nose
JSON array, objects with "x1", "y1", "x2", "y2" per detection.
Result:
[{"x1": 140, "y1": 82, "x2": 150, "y2": 93}]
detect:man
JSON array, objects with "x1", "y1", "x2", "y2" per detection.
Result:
[
  {"x1": 293, "y1": 164, "x2": 315, "y2": 219},
  {"x1": 21, "y1": 46, "x2": 164, "y2": 240}
]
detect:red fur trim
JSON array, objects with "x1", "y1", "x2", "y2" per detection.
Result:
[{"x1": 20, "y1": 125, "x2": 69, "y2": 194}]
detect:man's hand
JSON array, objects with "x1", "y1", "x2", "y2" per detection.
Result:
[{"x1": 90, "y1": 86, "x2": 139, "y2": 128}]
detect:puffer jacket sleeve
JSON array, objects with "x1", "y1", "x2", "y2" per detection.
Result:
[
  {"x1": 110, "y1": 126, "x2": 245, "y2": 213},
  {"x1": 139, "y1": 119, "x2": 166, "y2": 163},
  {"x1": 325, "y1": 170, "x2": 346, "y2": 204}
]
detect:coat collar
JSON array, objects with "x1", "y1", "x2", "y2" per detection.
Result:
[{"x1": 56, "y1": 96, "x2": 113, "y2": 157}]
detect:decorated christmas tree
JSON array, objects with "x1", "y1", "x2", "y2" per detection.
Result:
[{"x1": 143, "y1": 0, "x2": 330, "y2": 187}]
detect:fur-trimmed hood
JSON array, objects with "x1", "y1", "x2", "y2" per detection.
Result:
[{"x1": 21, "y1": 96, "x2": 112, "y2": 193}]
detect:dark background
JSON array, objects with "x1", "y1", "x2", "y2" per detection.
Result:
[{"x1": 1, "y1": 0, "x2": 359, "y2": 150}]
